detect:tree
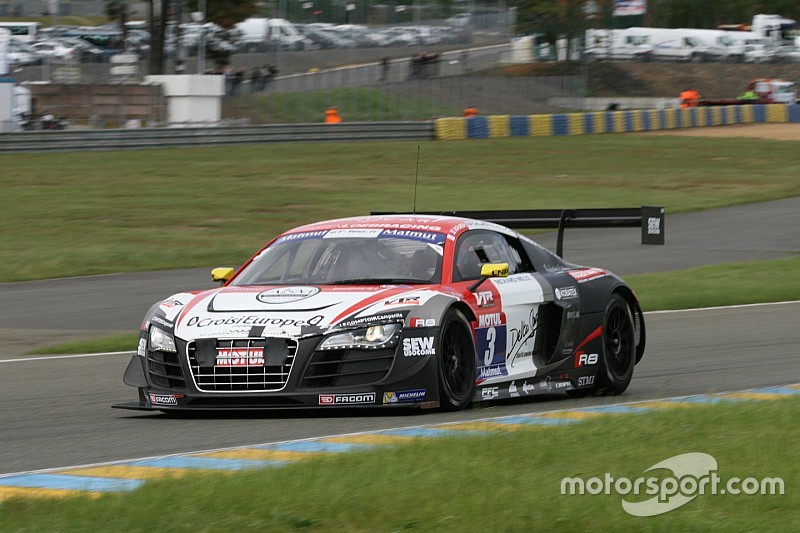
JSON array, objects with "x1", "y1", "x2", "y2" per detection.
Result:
[{"x1": 185, "y1": 0, "x2": 258, "y2": 29}]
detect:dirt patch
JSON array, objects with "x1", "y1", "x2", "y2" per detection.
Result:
[{"x1": 639, "y1": 123, "x2": 800, "y2": 141}]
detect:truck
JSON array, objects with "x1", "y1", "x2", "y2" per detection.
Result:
[
  {"x1": 584, "y1": 28, "x2": 654, "y2": 61},
  {"x1": 750, "y1": 14, "x2": 796, "y2": 47},
  {"x1": 698, "y1": 78, "x2": 797, "y2": 106},
  {"x1": 675, "y1": 29, "x2": 773, "y2": 63},
  {"x1": 233, "y1": 18, "x2": 312, "y2": 52},
  {"x1": 626, "y1": 27, "x2": 709, "y2": 62}
]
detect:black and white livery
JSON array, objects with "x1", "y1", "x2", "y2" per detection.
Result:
[{"x1": 114, "y1": 214, "x2": 645, "y2": 412}]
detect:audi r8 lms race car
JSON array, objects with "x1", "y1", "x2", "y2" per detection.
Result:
[{"x1": 114, "y1": 213, "x2": 646, "y2": 412}]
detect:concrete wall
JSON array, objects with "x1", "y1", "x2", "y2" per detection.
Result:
[{"x1": 24, "y1": 82, "x2": 166, "y2": 128}]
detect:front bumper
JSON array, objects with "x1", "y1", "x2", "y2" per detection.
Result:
[{"x1": 113, "y1": 329, "x2": 441, "y2": 411}]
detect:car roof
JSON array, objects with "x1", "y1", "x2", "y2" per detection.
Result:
[{"x1": 285, "y1": 214, "x2": 516, "y2": 240}]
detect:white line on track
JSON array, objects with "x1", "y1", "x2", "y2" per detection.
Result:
[{"x1": 0, "y1": 351, "x2": 134, "y2": 363}]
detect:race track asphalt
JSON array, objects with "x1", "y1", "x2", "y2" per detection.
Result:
[{"x1": 0, "y1": 198, "x2": 798, "y2": 474}]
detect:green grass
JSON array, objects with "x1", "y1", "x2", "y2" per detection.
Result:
[
  {"x1": 2, "y1": 135, "x2": 800, "y2": 283},
  {"x1": 2, "y1": 395, "x2": 796, "y2": 531},
  {"x1": 224, "y1": 87, "x2": 461, "y2": 123}
]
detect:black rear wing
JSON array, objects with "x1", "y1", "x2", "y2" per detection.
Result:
[{"x1": 371, "y1": 206, "x2": 665, "y2": 258}]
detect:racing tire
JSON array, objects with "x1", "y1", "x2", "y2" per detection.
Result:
[
  {"x1": 594, "y1": 294, "x2": 636, "y2": 396},
  {"x1": 436, "y1": 309, "x2": 476, "y2": 411}
]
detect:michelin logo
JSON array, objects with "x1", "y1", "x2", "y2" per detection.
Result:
[{"x1": 383, "y1": 389, "x2": 427, "y2": 404}]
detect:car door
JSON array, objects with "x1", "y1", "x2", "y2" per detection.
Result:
[{"x1": 453, "y1": 230, "x2": 545, "y2": 384}]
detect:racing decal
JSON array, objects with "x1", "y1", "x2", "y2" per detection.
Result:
[
  {"x1": 256, "y1": 287, "x2": 320, "y2": 304},
  {"x1": 521, "y1": 380, "x2": 536, "y2": 395},
  {"x1": 324, "y1": 228, "x2": 383, "y2": 239},
  {"x1": 477, "y1": 363, "x2": 508, "y2": 381},
  {"x1": 481, "y1": 386, "x2": 500, "y2": 400},
  {"x1": 575, "y1": 353, "x2": 599, "y2": 368},
  {"x1": 403, "y1": 336, "x2": 435, "y2": 356},
  {"x1": 274, "y1": 230, "x2": 328, "y2": 244},
  {"x1": 385, "y1": 296, "x2": 420, "y2": 306},
  {"x1": 477, "y1": 312, "x2": 502, "y2": 328},
  {"x1": 506, "y1": 308, "x2": 538, "y2": 369},
  {"x1": 476, "y1": 324, "x2": 507, "y2": 367},
  {"x1": 383, "y1": 389, "x2": 426, "y2": 404},
  {"x1": 491, "y1": 272, "x2": 536, "y2": 285},
  {"x1": 216, "y1": 347, "x2": 265, "y2": 367},
  {"x1": 318, "y1": 393, "x2": 376, "y2": 405},
  {"x1": 554, "y1": 286, "x2": 578, "y2": 300},
  {"x1": 335, "y1": 311, "x2": 407, "y2": 330},
  {"x1": 150, "y1": 316, "x2": 173, "y2": 329},
  {"x1": 412, "y1": 318, "x2": 436, "y2": 328},
  {"x1": 577, "y1": 375, "x2": 596, "y2": 387},
  {"x1": 379, "y1": 229, "x2": 446, "y2": 245},
  {"x1": 573, "y1": 326, "x2": 603, "y2": 368},
  {"x1": 137, "y1": 337, "x2": 147, "y2": 357},
  {"x1": 148, "y1": 393, "x2": 184, "y2": 406},
  {"x1": 186, "y1": 315, "x2": 325, "y2": 330},
  {"x1": 567, "y1": 268, "x2": 607, "y2": 283},
  {"x1": 473, "y1": 290, "x2": 495, "y2": 308}
]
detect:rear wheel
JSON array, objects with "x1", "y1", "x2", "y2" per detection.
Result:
[
  {"x1": 437, "y1": 309, "x2": 476, "y2": 411},
  {"x1": 595, "y1": 294, "x2": 636, "y2": 395}
]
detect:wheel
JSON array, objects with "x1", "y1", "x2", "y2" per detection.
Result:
[
  {"x1": 595, "y1": 294, "x2": 636, "y2": 395},
  {"x1": 437, "y1": 309, "x2": 476, "y2": 411}
]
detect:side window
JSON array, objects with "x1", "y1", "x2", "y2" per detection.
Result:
[
  {"x1": 453, "y1": 231, "x2": 519, "y2": 282},
  {"x1": 504, "y1": 235, "x2": 534, "y2": 273}
]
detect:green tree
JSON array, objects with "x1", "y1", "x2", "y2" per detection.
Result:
[{"x1": 186, "y1": 0, "x2": 258, "y2": 28}]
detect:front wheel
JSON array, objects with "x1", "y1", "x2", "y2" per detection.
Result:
[
  {"x1": 595, "y1": 294, "x2": 636, "y2": 395},
  {"x1": 437, "y1": 309, "x2": 476, "y2": 411}
]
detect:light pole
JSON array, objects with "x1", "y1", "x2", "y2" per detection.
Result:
[{"x1": 197, "y1": 0, "x2": 206, "y2": 73}]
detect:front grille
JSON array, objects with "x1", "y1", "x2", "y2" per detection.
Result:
[
  {"x1": 147, "y1": 350, "x2": 187, "y2": 389},
  {"x1": 187, "y1": 337, "x2": 297, "y2": 392},
  {"x1": 300, "y1": 347, "x2": 394, "y2": 388}
]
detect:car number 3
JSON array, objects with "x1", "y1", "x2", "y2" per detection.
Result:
[{"x1": 483, "y1": 326, "x2": 496, "y2": 366}]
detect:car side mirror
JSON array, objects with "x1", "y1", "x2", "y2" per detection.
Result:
[
  {"x1": 211, "y1": 267, "x2": 235, "y2": 285},
  {"x1": 468, "y1": 262, "x2": 509, "y2": 292}
]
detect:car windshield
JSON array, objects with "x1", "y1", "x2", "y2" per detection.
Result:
[{"x1": 231, "y1": 230, "x2": 445, "y2": 286}]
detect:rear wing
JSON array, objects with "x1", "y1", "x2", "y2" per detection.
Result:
[{"x1": 371, "y1": 206, "x2": 665, "y2": 258}]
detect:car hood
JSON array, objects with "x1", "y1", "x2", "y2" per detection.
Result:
[{"x1": 165, "y1": 285, "x2": 445, "y2": 340}]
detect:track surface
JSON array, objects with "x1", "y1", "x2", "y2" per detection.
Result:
[{"x1": 1, "y1": 198, "x2": 798, "y2": 475}]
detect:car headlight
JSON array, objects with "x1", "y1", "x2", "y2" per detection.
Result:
[
  {"x1": 319, "y1": 323, "x2": 401, "y2": 351},
  {"x1": 149, "y1": 326, "x2": 177, "y2": 353}
]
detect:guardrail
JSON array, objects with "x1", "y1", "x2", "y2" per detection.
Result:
[{"x1": 0, "y1": 122, "x2": 435, "y2": 153}]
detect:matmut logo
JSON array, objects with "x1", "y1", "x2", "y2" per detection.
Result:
[{"x1": 216, "y1": 347, "x2": 265, "y2": 367}]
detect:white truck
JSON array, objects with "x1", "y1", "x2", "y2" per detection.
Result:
[
  {"x1": 233, "y1": 18, "x2": 312, "y2": 52},
  {"x1": 626, "y1": 27, "x2": 709, "y2": 62},
  {"x1": 677, "y1": 29, "x2": 772, "y2": 63},
  {"x1": 584, "y1": 29, "x2": 654, "y2": 61},
  {"x1": 751, "y1": 14, "x2": 796, "y2": 46}
]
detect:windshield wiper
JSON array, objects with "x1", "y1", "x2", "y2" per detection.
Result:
[{"x1": 329, "y1": 278, "x2": 430, "y2": 285}]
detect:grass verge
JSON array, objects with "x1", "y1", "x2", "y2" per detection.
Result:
[
  {"x1": 1, "y1": 395, "x2": 796, "y2": 531},
  {"x1": 3, "y1": 135, "x2": 800, "y2": 282}
]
